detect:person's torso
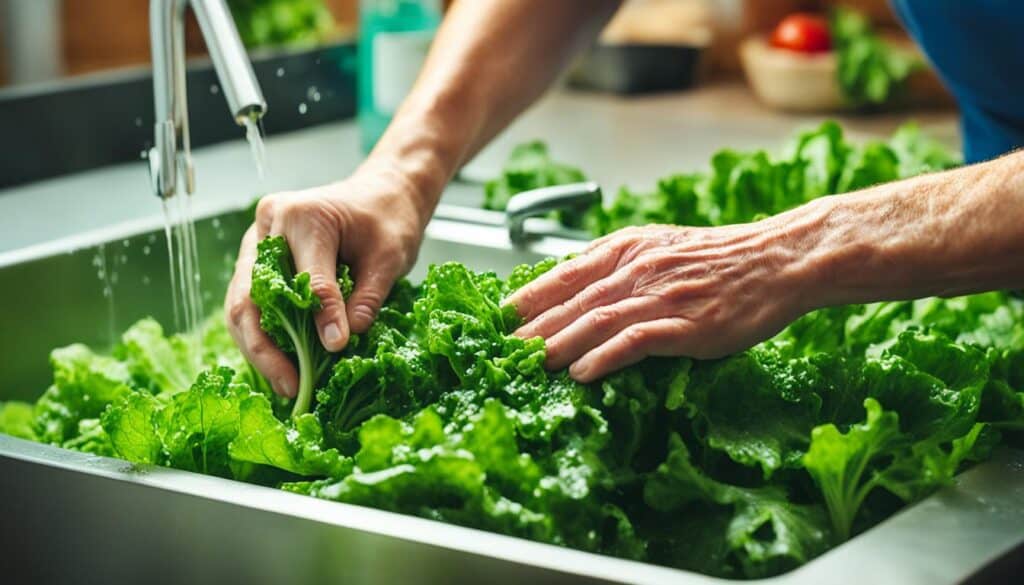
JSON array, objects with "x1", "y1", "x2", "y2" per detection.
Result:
[{"x1": 891, "y1": 0, "x2": 1024, "y2": 162}]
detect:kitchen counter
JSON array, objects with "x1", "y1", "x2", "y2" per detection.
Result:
[{"x1": 0, "y1": 81, "x2": 959, "y2": 254}]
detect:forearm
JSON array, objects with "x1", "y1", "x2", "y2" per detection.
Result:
[
  {"x1": 785, "y1": 151, "x2": 1024, "y2": 308},
  {"x1": 363, "y1": 0, "x2": 621, "y2": 224}
]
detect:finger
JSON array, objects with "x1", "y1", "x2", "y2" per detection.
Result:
[
  {"x1": 346, "y1": 256, "x2": 401, "y2": 333},
  {"x1": 503, "y1": 247, "x2": 620, "y2": 323},
  {"x1": 515, "y1": 272, "x2": 635, "y2": 340},
  {"x1": 543, "y1": 297, "x2": 665, "y2": 371},
  {"x1": 225, "y1": 225, "x2": 299, "y2": 397},
  {"x1": 238, "y1": 307, "x2": 300, "y2": 397},
  {"x1": 224, "y1": 225, "x2": 258, "y2": 349},
  {"x1": 568, "y1": 317, "x2": 693, "y2": 383},
  {"x1": 254, "y1": 196, "x2": 276, "y2": 239},
  {"x1": 291, "y1": 236, "x2": 349, "y2": 352}
]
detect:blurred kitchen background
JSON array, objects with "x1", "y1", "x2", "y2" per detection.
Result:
[
  {"x1": 0, "y1": 0, "x2": 923, "y2": 87},
  {"x1": 0, "y1": 0, "x2": 959, "y2": 251}
]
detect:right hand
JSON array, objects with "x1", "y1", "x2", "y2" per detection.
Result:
[{"x1": 225, "y1": 164, "x2": 432, "y2": 398}]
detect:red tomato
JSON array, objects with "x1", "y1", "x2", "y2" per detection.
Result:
[{"x1": 770, "y1": 13, "x2": 832, "y2": 54}]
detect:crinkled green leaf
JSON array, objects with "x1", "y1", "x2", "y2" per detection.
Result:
[
  {"x1": 804, "y1": 398, "x2": 902, "y2": 541},
  {"x1": 33, "y1": 344, "x2": 133, "y2": 444},
  {"x1": 832, "y1": 7, "x2": 922, "y2": 107},
  {"x1": 0, "y1": 401, "x2": 36, "y2": 440},
  {"x1": 102, "y1": 391, "x2": 163, "y2": 465},
  {"x1": 251, "y1": 235, "x2": 344, "y2": 417},
  {"x1": 157, "y1": 367, "x2": 250, "y2": 478},
  {"x1": 645, "y1": 434, "x2": 830, "y2": 577},
  {"x1": 230, "y1": 393, "x2": 350, "y2": 477}
]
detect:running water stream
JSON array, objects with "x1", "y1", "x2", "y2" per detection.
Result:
[
  {"x1": 159, "y1": 117, "x2": 269, "y2": 341},
  {"x1": 244, "y1": 117, "x2": 268, "y2": 182}
]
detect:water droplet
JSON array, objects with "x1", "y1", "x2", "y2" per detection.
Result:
[
  {"x1": 143, "y1": 245, "x2": 151, "y2": 255},
  {"x1": 119, "y1": 254, "x2": 128, "y2": 264},
  {"x1": 102, "y1": 286, "x2": 112, "y2": 298},
  {"x1": 210, "y1": 84, "x2": 220, "y2": 95},
  {"x1": 276, "y1": 67, "x2": 285, "y2": 78},
  {"x1": 140, "y1": 150, "x2": 149, "y2": 160},
  {"x1": 134, "y1": 117, "x2": 142, "y2": 127},
  {"x1": 122, "y1": 239, "x2": 130, "y2": 248},
  {"x1": 142, "y1": 276, "x2": 151, "y2": 285},
  {"x1": 148, "y1": 234, "x2": 158, "y2": 244},
  {"x1": 307, "y1": 86, "x2": 322, "y2": 103},
  {"x1": 298, "y1": 103, "x2": 308, "y2": 115},
  {"x1": 212, "y1": 218, "x2": 221, "y2": 228}
]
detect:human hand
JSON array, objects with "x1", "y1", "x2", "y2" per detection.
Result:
[
  {"x1": 225, "y1": 164, "x2": 432, "y2": 397},
  {"x1": 505, "y1": 220, "x2": 815, "y2": 383}
]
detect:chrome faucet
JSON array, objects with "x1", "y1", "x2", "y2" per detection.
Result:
[{"x1": 149, "y1": 0, "x2": 267, "y2": 199}]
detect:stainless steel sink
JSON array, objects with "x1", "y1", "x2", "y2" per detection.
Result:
[{"x1": 1, "y1": 203, "x2": 1022, "y2": 584}]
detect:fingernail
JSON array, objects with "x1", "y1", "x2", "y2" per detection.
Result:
[
  {"x1": 569, "y1": 362, "x2": 588, "y2": 381},
  {"x1": 275, "y1": 377, "x2": 296, "y2": 398},
  {"x1": 323, "y1": 323, "x2": 343, "y2": 347}
]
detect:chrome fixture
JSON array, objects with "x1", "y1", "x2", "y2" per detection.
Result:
[{"x1": 149, "y1": 0, "x2": 266, "y2": 199}]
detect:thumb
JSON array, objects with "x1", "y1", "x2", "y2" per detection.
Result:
[
  {"x1": 293, "y1": 243, "x2": 349, "y2": 352},
  {"x1": 347, "y1": 259, "x2": 400, "y2": 334}
]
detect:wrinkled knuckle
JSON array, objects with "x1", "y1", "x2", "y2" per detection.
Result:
[
  {"x1": 557, "y1": 262, "x2": 584, "y2": 287},
  {"x1": 308, "y1": 274, "x2": 342, "y2": 303},
  {"x1": 583, "y1": 280, "x2": 614, "y2": 308},
  {"x1": 659, "y1": 285, "x2": 690, "y2": 306},
  {"x1": 623, "y1": 326, "x2": 650, "y2": 348},
  {"x1": 226, "y1": 299, "x2": 249, "y2": 328},
  {"x1": 247, "y1": 336, "x2": 274, "y2": 357},
  {"x1": 354, "y1": 287, "x2": 385, "y2": 310},
  {"x1": 255, "y1": 196, "x2": 277, "y2": 222},
  {"x1": 625, "y1": 260, "x2": 653, "y2": 283},
  {"x1": 511, "y1": 288, "x2": 534, "y2": 311},
  {"x1": 589, "y1": 306, "x2": 621, "y2": 332}
]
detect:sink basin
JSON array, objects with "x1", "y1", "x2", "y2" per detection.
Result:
[{"x1": 1, "y1": 203, "x2": 1022, "y2": 584}]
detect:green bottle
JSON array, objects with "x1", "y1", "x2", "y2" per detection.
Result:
[{"x1": 358, "y1": 0, "x2": 442, "y2": 153}]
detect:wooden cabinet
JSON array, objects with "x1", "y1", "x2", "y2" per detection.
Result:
[{"x1": 60, "y1": 0, "x2": 357, "y2": 77}]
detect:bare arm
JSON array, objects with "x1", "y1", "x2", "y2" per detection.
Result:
[
  {"x1": 374, "y1": 0, "x2": 624, "y2": 213},
  {"x1": 508, "y1": 151, "x2": 1024, "y2": 383},
  {"x1": 226, "y1": 0, "x2": 620, "y2": 397},
  {"x1": 802, "y1": 151, "x2": 1024, "y2": 304}
]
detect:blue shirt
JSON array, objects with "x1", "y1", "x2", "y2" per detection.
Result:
[{"x1": 891, "y1": 0, "x2": 1024, "y2": 162}]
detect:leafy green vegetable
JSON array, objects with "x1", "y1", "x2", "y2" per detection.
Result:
[
  {"x1": 230, "y1": 393, "x2": 350, "y2": 477},
  {"x1": 33, "y1": 344, "x2": 133, "y2": 444},
  {"x1": 0, "y1": 401, "x2": 35, "y2": 440},
  {"x1": 251, "y1": 235, "x2": 347, "y2": 418},
  {"x1": 7, "y1": 120, "x2": 1018, "y2": 580},
  {"x1": 584, "y1": 121, "x2": 958, "y2": 235},
  {"x1": 7, "y1": 262, "x2": 1023, "y2": 578},
  {"x1": 229, "y1": 0, "x2": 335, "y2": 49},
  {"x1": 831, "y1": 7, "x2": 922, "y2": 107},
  {"x1": 888, "y1": 123, "x2": 962, "y2": 178},
  {"x1": 483, "y1": 141, "x2": 590, "y2": 227},
  {"x1": 645, "y1": 433, "x2": 831, "y2": 577},
  {"x1": 484, "y1": 123, "x2": 956, "y2": 237}
]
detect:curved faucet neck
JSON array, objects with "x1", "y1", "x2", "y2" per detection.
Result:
[{"x1": 149, "y1": 0, "x2": 266, "y2": 199}]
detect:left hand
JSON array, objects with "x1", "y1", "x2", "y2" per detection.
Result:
[{"x1": 504, "y1": 221, "x2": 816, "y2": 383}]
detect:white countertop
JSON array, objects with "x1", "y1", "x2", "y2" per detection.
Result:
[{"x1": 0, "y1": 81, "x2": 959, "y2": 254}]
